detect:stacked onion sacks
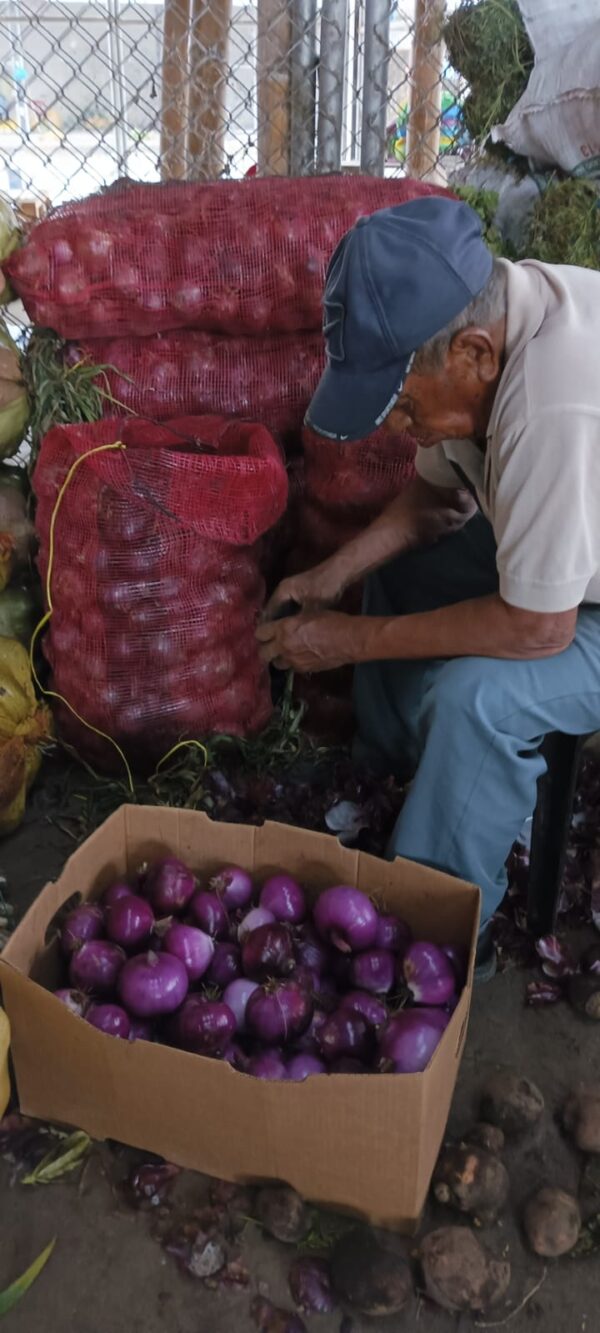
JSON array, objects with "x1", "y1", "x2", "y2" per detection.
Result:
[{"x1": 54, "y1": 857, "x2": 466, "y2": 1077}]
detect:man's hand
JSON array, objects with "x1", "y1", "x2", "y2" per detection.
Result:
[
  {"x1": 256, "y1": 611, "x2": 361, "y2": 673},
  {"x1": 263, "y1": 562, "x2": 346, "y2": 622}
]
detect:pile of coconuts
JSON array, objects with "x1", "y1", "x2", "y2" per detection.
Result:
[{"x1": 250, "y1": 1067, "x2": 600, "y2": 1326}]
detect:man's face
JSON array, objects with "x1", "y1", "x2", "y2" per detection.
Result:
[{"x1": 383, "y1": 325, "x2": 504, "y2": 447}]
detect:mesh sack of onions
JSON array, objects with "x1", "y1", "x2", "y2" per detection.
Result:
[
  {"x1": 33, "y1": 413, "x2": 288, "y2": 770},
  {"x1": 289, "y1": 429, "x2": 416, "y2": 739},
  {"x1": 6, "y1": 175, "x2": 447, "y2": 339},
  {"x1": 71, "y1": 330, "x2": 326, "y2": 443}
]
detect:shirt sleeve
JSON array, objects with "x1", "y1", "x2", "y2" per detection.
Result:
[
  {"x1": 414, "y1": 444, "x2": 461, "y2": 489},
  {"x1": 494, "y1": 409, "x2": 600, "y2": 612}
]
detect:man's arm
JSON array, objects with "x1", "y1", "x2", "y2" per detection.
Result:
[
  {"x1": 264, "y1": 477, "x2": 476, "y2": 618},
  {"x1": 256, "y1": 594, "x2": 578, "y2": 673}
]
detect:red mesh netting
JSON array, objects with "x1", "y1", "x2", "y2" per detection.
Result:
[
  {"x1": 74, "y1": 330, "x2": 325, "y2": 438},
  {"x1": 293, "y1": 426, "x2": 417, "y2": 566},
  {"x1": 7, "y1": 175, "x2": 448, "y2": 339},
  {"x1": 289, "y1": 429, "x2": 417, "y2": 741},
  {"x1": 33, "y1": 414, "x2": 288, "y2": 770}
]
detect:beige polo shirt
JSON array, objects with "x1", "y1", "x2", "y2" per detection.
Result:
[{"x1": 415, "y1": 258, "x2": 600, "y2": 613}]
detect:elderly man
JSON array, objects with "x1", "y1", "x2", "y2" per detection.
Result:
[{"x1": 256, "y1": 196, "x2": 600, "y2": 974}]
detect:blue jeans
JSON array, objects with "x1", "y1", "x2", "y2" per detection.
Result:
[{"x1": 354, "y1": 513, "x2": 600, "y2": 925}]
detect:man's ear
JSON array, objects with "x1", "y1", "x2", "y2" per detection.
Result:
[{"x1": 448, "y1": 327, "x2": 500, "y2": 382}]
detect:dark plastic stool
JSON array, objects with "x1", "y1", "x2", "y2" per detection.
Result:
[{"x1": 526, "y1": 733, "x2": 587, "y2": 937}]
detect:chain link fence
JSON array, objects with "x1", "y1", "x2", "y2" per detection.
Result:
[{"x1": 0, "y1": 0, "x2": 467, "y2": 210}]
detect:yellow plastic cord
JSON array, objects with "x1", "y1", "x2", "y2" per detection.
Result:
[
  {"x1": 29, "y1": 440, "x2": 136, "y2": 795},
  {"x1": 155, "y1": 738, "x2": 209, "y2": 772}
]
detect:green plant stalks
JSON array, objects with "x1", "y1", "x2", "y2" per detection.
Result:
[
  {"x1": 23, "y1": 329, "x2": 112, "y2": 466},
  {"x1": 444, "y1": 0, "x2": 534, "y2": 144}
]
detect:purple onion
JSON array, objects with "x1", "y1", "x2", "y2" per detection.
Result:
[
  {"x1": 223, "y1": 977, "x2": 260, "y2": 1032},
  {"x1": 238, "y1": 905, "x2": 275, "y2": 941},
  {"x1": 162, "y1": 922, "x2": 214, "y2": 982},
  {"x1": 53, "y1": 987, "x2": 87, "y2": 1017},
  {"x1": 312, "y1": 973, "x2": 339, "y2": 1013},
  {"x1": 374, "y1": 913, "x2": 412, "y2": 954},
  {"x1": 292, "y1": 964, "x2": 320, "y2": 994},
  {"x1": 209, "y1": 864, "x2": 254, "y2": 910},
  {"x1": 118, "y1": 950, "x2": 189, "y2": 1017},
  {"x1": 260, "y1": 873, "x2": 307, "y2": 925},
  {"x1": 241, "y1": 923, "x2": 295, "y2": 981},
  {"x1": 401, "y1": 941, "x2": 456, "y2": 1007},
  {"x1": 247, "y1": 1049, "x2": 288, "y2": 1080},
  {"x1": 314, "y1": 886, "x2": 378, "y2": 954},
  {"x1": 350, "y1": 948, "x2": 395, "y2": 996},
  {"x1": 102, "y1": 881, "x2": 132, "y2": 908},
  {"x1": 289, "y1": 1257, "x2": 336, "y2": 1315},
  {"x1": 205, "y1": 941, "x2": 241, "y2": 988},
  {"x1": 339, "y1": 990, "x2": 388, "y2": 1029},
  {"x1": 128, "y1": 1018, "x2": 154, "y2": 1041},
  {"x1": 105, "y1": 893, "x2": 154, "y2": 951},
  {"x1": 189, "y1": 890, "x2": 230, "y2": 940},
  {"x1": 61, "y1": 903, "x2": 104, "y2": 956},
  {"x1": 378, "y1": 1008, "x2": 449, "y2": 1073},
  {"x1": 173, "y1": 995, "x2": 236, "y2": 1056},
  {"x1": 143, "y1": 857, "x2": 196, "y2": 915},
  {"x1": 317, "y1": 1010, "x2": 372, "y2": 1064},
  {"x1": 329, "y1": 1057, "x2": 369, "y2": 1075},
  {"x1": 294, "y1": 1008, "x2": 328, "y2": 1054},
  {"x1": 86, "y1": 1002, "x2": 131, "y2": 1039},
  {"x1": 442, "y1": 944, "x2": 468, "y2": 988},
  {"x1": 222, "y1": 1041, "x2": 251, "y2": 1072},
  {"x1": 286, "y1": 1053, "x2": 326, "y2": 1081},
  {"x1": 69, "y1": 939, "x2": 125, "y2": 994},
  {"x1": 246, "y1": 980, "x2": 313, "y2": 1045},
  {"x1": 293, "y1": 923, "x2": 330, "y2": 976}
]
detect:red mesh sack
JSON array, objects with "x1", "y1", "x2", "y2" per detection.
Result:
[
  {"x1": 7, "y1": 175, "x2": 448, "y2": 339},
  {"x1": 33, "y1": 414, "x2": 288, "y2": 770},
  {"x1": 294, "y1": 426, "x2": 417, "y2": 563},
  {"x1": 289, "y1": 429, "x2": 417, "y2": 738},
  {"x1": 74, "y1": 330, "x2": 326, "y2": 439}
]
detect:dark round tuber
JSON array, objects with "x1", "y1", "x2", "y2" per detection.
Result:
[
  {"x1": 433, "y1": 1144, "x2": 510, "y2": 1223},
  {"x1": 331, "y1": 1227, "x2": 412, "y2": 1317},
  {"x1": 464, "y1": 1122, "x2": 505, "y2": 1155},
  {"x1": 256, "y1": 1186, "x2": 310, "y2": 1244},
  {"x1": 250, "y1": 1296, "x2": 307, "y2": 1333},
  {"x1": 563, "y1": 1084, "x2": 600, "y2": 1153},
  {"x1": 419, "y1": 1226, "x2": 511, "y2": 1313},
  {"x1": 523, "y1": 1187, "x2": 581, "y2": 1257},
  {"x1": 480, "y1": 1069, "x2": 544, "y2": 1137},
  {"x1": 568, "y1": 973, "x2": 600, "y2": 1021}
]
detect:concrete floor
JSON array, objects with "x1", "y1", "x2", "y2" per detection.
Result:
[{"x1": 2, "y1": 770, "x2": 600, "y2": 1332}]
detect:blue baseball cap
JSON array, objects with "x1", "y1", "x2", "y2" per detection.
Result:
[{"x1": 305, "y1": 195, "x2": 494, "y2": 442}]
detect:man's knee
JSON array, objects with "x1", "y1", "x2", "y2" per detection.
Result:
[{"x1": 426, "y1": 656, "x2": 500, "y2": 719}]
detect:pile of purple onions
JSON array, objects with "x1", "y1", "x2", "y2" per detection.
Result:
[{"x1": 54, "y1": 857, "x2": 466, "y2": 1077}]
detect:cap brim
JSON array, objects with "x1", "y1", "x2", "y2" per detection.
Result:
[{"x1": 305, "y1": 354, "x2": 411, "y2": 441}]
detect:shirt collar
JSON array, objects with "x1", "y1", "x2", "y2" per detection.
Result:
[{"x1": 487, "y1": 259, "x2": 549, "y2": 440}]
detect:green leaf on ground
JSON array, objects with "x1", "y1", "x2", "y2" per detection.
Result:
[
  {"x1": 0, "y1": 1238, "x2": 55, "y2": 1316},
  {"x1": 21, "y1": 1131, "x2": 91, "y2": 1185}
]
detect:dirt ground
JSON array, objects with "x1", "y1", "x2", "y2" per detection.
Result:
[{"x1": 2, "y1": 769, "x2": 600, "y2": 1333}]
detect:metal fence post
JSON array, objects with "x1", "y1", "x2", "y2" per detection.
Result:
[
  {"x1": 360, "y1": 0, "x2": 392, "y2": 176},
  {"x1": 290, "y1": 0, "x2": 317, "y2": 176},
  {"x1": 316, "y1": 0, "x2": 348, "y2": 173}
]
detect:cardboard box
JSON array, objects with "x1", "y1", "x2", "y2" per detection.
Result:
[{"x1": 0, "y1": 806, "x2": 480, "y2": 1231}]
